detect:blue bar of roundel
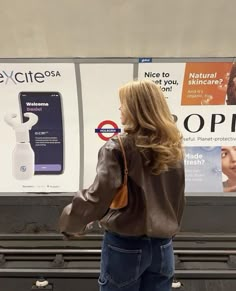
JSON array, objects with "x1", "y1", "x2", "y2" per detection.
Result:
[{"x1": 95, "y1": 128, "x2": 121, "y2": 133}]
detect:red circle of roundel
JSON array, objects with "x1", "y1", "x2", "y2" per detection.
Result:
[{"x1": 97, "y1": 120, "x2": 119, "y2": 141}]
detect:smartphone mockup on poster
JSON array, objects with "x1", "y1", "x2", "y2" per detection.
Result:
[{"x1": 19, "y1": 92, "x2": 64, "y2": 175}]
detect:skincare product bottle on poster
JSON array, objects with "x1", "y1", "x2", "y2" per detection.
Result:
[{"x1": 4, "y1": 113, "x2": 38, "y2": 180}]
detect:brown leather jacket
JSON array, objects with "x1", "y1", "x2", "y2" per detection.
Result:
[{"x1": 59, "y1": 134, "x2": 185, "y2": 238}]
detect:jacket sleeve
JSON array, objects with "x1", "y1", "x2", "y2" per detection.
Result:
[
  {"x1": 59, "y1": 141, "x2": 122, "y2": 235},
  {"x1": 176, "y1": 164, "x2": 186, "y2": 227}
]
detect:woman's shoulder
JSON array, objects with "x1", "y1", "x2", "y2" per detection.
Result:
[
  {"x1": 111, "y1": 133, "x2": 134, "y2": 146},
  {"x1": 103, "y1": 133, "x2": 135, "y2": 153}
]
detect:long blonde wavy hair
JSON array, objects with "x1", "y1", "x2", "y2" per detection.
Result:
[{"x1": 119, "y1": 79, "x2": 183, "y2": 175}]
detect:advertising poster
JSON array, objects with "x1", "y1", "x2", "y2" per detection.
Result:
[
  {"x1": 139, "y1": 62, "x2": 236, "y2": 194},
  {"x1": 138, "y1": 62, "x2": 186, "y2": 112},
  {"x1": 80, "y1": 63, "x2": 133, "y2": 188},
  {"x1": 181, "y1": 62, "x2": 232, "y2": 105},
  {"x1": 184, "y1": 147, "x2": 222, "y2": 192},
  {"x1": 0, "y1": 63, "x2": 80, "y2": 192}
]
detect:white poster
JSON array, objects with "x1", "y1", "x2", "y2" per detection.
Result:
[
  {"x1": 138, "y1": 62, "x2": 186, "y2": 112},
  {"x1": 139, "y1": 61, "x2": 236, "y2": 194},
  {"x1": 0, "y1": 63, "x2": 80, "y2": 192},
  {"x1": 80, "y1": 63, "x2": 133, "y2": 187}
]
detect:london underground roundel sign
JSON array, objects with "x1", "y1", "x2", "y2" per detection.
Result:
[{"x1": 95, "y1": 120, "x2": 121, "y2": 141}]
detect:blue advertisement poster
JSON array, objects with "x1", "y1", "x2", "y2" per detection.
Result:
[{"x1": 184, "y1": 147, "x2": 223, "y2": 192}]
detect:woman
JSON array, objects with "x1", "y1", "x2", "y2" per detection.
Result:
[
  {"x1": 226, "y1": 62, "x2": 236, "y2": 105},
  {"x1": 221, "y1": 146, "x2": 236, "y2": 192},
  {"x1": 226, "y1": 76, "x2": 236, "y2": 105},
  {"x1": 59, "y1": 79, "x2": 185, "y2": 291}
]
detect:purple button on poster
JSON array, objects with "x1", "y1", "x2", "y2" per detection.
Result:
[{"x1": 35, "y1": 164, "x2": 62, "y2": 171}]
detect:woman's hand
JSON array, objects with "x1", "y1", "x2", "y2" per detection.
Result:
[{"x1": 61, "y1": 222, "x2": 95, "y2": 240}]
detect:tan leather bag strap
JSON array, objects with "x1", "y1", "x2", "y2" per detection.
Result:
[{"x1": 117, "y1": 135, "x2": 128, "y2": 184}]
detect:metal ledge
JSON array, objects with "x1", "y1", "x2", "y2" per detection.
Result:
[
  {"x1": 1, "y1": 268, "x2": 236, "y2": 279},
  {"x1": 0, "y1": 248, "x2": 236, "y2": 255}
]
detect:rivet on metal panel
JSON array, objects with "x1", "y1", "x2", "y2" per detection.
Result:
[
  {"x1": 0, "y1": 254, "x2": 5, "y2": 266},
  {"x1": 51, "y1": 253, "x2": 64, "y2": 267},
  {"x1": 228, "y1": 255, "x2": 236, "y2": 268}
]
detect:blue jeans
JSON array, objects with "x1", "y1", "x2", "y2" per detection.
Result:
[{"x1": 98, "y1": 231, "x2": 174, "y2": 291}]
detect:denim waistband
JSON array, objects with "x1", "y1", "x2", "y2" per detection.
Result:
[{"x1": 105, "y1": 230, "x2": 171, "y2": 243}]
